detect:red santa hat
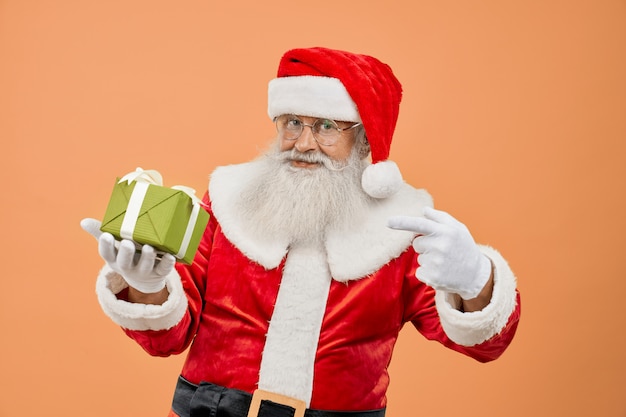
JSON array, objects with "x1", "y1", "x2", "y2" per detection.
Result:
[{"x1": 268, "y1": 47, "x2": 404, "y2": 198}]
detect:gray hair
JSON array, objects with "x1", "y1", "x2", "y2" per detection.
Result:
[{"x1": 354, "y1": 125, "x2": 371, "y2": 160}]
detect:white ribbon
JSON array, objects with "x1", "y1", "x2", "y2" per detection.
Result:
[
  {"x1": 171, "y1": 185, "x2": 202, "y2": 259},
  {"x1": 171, "y1": 185, "x2": 201, "y2": 205},
  {"x1": 120, "y1": 181, "x2": 150, "y2": 240},
  {"x1": 118, "y1": 167, "x2": 163, "y2": 186},
  {"x1": 117, "y1": 167, "x2": 203, "y2": 260}
]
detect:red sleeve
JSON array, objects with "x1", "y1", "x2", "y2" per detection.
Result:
[{"x1": 403, "y1": 249, "x2": 521, "y2": 362}]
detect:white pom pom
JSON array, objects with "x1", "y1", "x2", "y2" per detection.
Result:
[{"x1": 361, "y1": 160, "x2": 403, "y2": 198}]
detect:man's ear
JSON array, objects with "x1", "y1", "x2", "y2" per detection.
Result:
[
  {"x1": 358, "y1": 136, "x2": 371, "y2": 159},
  {"x1": 355, "y1": 128, "x2": 371, "y2": 160}
]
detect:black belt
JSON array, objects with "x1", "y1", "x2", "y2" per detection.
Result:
[{"x1": 172, "y1": 376, "x2": 386, "y2": 417}]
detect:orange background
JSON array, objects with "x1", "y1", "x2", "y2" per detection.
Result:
[{"x1": 1, "y1": 1, "x2": 625, "y2": 416}]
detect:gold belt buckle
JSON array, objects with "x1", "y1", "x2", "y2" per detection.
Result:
[{"x1": 247, "y1": 389, "x2": 306, "y2": 417}]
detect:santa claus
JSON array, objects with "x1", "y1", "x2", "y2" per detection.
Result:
[{"x1": 82, "y1": 47, "x2": 520, "y2": 417}]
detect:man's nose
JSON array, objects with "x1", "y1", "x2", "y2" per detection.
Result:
[{"x1": 294, "y1": 126, "x2": 319, "y2": 152}]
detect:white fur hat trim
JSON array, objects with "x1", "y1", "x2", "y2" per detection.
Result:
[{"x1": 268, "y1": 76, "x2": 361, "y2": 122}]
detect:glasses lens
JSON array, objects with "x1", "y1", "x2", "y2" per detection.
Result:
[
  {"x1": 276, "y1": 115, "x2": 302, "y2": 140},
  {"x1": 312, "y1": 119, "x2": 340, "y2": 145}
]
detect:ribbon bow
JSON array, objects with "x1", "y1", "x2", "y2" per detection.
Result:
[
  {"x1": 118, "y1": 167, "x2": 163, "y2": 186},
  {"x1": 118, "y1": 167, "x2": 202, "y2": 204}
]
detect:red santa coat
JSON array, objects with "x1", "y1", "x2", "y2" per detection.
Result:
[{"x1": 95, "y1": 161, "x2": 521, "y2": 411}]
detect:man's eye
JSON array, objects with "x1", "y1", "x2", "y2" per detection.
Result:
[
  {"x1": 318, "y1": 119, "x2": 335, "y2": 131},
  {"x1": 287, "y1": 118, "x2": 302, "y2": 128}
]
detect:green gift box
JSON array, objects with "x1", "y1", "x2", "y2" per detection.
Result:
[{"x1": 100, "y1": 168, "x2": 209, "y2": 264}]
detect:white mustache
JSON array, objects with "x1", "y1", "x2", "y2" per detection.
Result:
[{"x1": 272, "y1": 149, "x2": 352, "y2": 172}]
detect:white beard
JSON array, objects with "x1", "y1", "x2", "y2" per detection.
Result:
[{"x1": 236, "y1": 143, "x2": 373, "y2": 245}]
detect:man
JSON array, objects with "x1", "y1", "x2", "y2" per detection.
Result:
[{"x1": 82, "y1": 47, "x2": 520, "y2": 417}]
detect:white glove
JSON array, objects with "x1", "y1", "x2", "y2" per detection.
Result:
[
  {"x1": 387, "y1": 207, "x2": 491, "y2": 300},
  {"x1": 80, "y1": 218, "x2": 176, "y2": 294}
]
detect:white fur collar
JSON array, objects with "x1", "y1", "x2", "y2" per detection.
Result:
[{"x1": 209, "y1": 161, "x2": 433, "y2": 282}]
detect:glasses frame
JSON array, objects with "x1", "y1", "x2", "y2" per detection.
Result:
[{"x1": 274, "y1": 114, "x2": 362, "y2": 146}]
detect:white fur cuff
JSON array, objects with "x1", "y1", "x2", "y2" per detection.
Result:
[
  {"x1": 434, "y1": 245, "x2": 518, "y2": 346},
  {"x1": 95, "y1": 264, "x2": 188, "y2": 331}
]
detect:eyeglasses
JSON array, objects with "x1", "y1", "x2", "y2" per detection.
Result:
[{"x1": 274, "y1": 114, "x2": 362, "y2": 146}]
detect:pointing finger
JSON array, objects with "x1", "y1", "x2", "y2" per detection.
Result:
[{"x1": 387, "y1": 215, "x2": 439, "y2": 235}]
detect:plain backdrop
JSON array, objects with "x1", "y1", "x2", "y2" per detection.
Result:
[{"x1": 1, "y1": 1, "x2": 625, "y2": 416}]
